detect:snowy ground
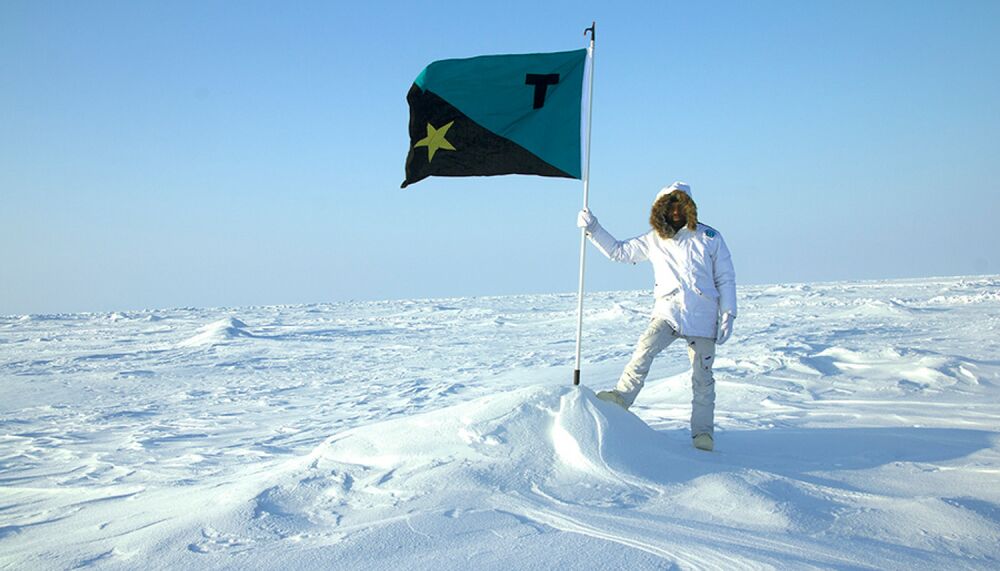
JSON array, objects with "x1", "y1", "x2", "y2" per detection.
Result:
[{"x1": 2, "y1": 275, "x2": 999, "y2": 569}]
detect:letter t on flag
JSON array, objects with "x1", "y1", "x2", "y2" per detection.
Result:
[{"x1": 401, "y1": 49, "x2": 587, "y2": 188}]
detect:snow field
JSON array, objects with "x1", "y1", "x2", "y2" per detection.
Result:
[{"x1": 1, "y1": 275, "x2": 999, "y2": 569}]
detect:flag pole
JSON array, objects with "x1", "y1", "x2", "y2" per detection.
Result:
[{"x1": 574, "y1": 21, "x2": 596, "y2": 386}]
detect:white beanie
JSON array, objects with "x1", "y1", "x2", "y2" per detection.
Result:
[{"x1": 656, "y1": 181, "x2": 692, "y2": 201}]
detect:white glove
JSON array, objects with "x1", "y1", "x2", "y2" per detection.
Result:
[
  {"x1": 577, "y1": 209, "x2": 596, "y2": 229},
  {"x1": 716, "y1": 312, "x2": 735, "y2": 345}
]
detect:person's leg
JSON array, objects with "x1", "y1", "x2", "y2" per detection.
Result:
[
  {"x1": 686, "y1": 336, "x2": 717, "y2": 442},
  {"x1": 611, "y1": 319, "x2": 678, "y2": 407}
]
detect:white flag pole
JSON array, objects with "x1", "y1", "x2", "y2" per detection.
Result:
[{"x1": 574, "y1": 22, "x2": 596, "y2": 386}]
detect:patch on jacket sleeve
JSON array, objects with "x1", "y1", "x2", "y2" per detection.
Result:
[{"x1": 705, "y1": 229, "x2": 717, "y2": 238}]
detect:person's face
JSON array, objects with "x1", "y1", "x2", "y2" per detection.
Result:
[{"x1": 668, "y1": 200, "x2": 686, "y2": 225}]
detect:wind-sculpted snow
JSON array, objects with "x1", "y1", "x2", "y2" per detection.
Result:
[
  {"x1": 178, "y1": 317, "x2": 254, "y2": 347},
  {"x1": 1, "y1": 277, "x2": 999, "y2": 569}
]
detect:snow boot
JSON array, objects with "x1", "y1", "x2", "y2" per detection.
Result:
[
  {"x1": 693, "y1": 433, "x2": 714, "y2": 451},
  {"x1": 596, "y1": 390, "x2": 628, "y2": 410}
]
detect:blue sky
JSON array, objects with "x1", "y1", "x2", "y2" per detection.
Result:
[{"x1": 2, "y1": 1, "x2": 998, "y2": 314}]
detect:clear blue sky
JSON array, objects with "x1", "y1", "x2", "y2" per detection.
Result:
[{"x1": 2, "y1": 1, "x2": 998, "y2": 315}]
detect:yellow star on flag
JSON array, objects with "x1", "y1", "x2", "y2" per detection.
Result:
[{"x1": 414, "y1": 120, "x2": 456, "y2": 162}]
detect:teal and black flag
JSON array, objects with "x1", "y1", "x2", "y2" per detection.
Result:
[{"x1": 402, "y1": 49, "x2": 587, "y2": 188}]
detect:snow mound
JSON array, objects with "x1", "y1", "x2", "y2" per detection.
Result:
[
  {"x1": 221, "y1": 386, "x2": 859, "y2": 567},
  {"x1": 305, "y1": 385, "x2": 686, "y2": 500},
  {"x1": 179, "y1": 317, "x2": 254, "y2": 347},
  {"x1": 205, "y1": 386, "x2": 718, "y2": 565}
]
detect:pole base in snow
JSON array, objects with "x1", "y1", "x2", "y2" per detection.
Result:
[{"x1": 573, "y1": 369, "x2": 580, "y2": 386}]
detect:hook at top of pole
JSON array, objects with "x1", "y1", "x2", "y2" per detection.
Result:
[{"x1": 584, "y1": 21, "x2": 595, "y2": 44}]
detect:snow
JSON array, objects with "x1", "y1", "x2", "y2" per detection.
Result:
[
  {"x1": 2, "y1": 275, "x2": 999, "y2": 569},
  {"x1": 177, "y1": 317, "x2": 254, "y2": 347}
]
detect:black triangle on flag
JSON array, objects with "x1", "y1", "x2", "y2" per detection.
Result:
[{"x1": 401, "y1": 85, "x2": 574, "y2": 188}]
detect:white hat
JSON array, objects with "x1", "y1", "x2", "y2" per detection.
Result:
[{"x1": 656, "y1": 181, "x2": 692, "y2": 201}]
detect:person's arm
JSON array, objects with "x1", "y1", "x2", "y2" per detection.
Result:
[
  {"x1": 713, "y1": 234, "x2": 737, "y2": 317},
  {"x1": 577, "y1": 210, "x2": 649, "y2": 263},
  {"x1": 712, "y1": 233, "x2": 737, "y2": 344}
]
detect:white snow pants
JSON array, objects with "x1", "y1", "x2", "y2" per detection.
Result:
[{"x1": 614, "y1": 318, "x2": 717, "y2": 436}]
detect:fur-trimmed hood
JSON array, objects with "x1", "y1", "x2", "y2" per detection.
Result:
[{"x1": 650, "y1": 190, "x2": 698, "y2": 240}]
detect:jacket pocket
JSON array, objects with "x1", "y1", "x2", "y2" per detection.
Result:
[
  {"x1": 693, "y1": 285, "x2": 719, "y2": 301},
  {"x1": 659, "y1": 287, "x2": 680, "y2": 299}
]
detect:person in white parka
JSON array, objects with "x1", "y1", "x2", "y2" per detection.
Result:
[{"x1": 577, "y1": 181, "x2": 737, "y2": 451}]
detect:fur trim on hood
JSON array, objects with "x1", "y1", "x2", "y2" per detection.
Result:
[{"x1": 650, "y1": 190, "x2": 698, "y2": 240}]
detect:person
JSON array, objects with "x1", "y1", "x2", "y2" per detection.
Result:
[{"x1": 577, "y1": 181, "x2": 736, "y2": 451}]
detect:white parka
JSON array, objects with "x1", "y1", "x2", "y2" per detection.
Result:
[{"x1": 586, "y1": 220, "x2": 737, "y2": 339}]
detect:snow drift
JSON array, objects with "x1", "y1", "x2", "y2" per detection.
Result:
[
  {"x1": 2, "y1": 275, "x2": 999, "y2": 569},
  {"x1": 178, "y1": 317, "x2": 255, "y2": 347}
]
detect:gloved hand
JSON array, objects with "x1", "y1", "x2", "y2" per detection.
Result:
[
  {"x1": 716, "y1": 312, "x2": 735, "y2": 345},
  {"x1": 577, "y1": 209, "x2": 597, "y2": 230}
]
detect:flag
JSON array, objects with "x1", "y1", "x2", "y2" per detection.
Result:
[{"x1": 401, "y1": 48, "x2": 587, "y2": 188}]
